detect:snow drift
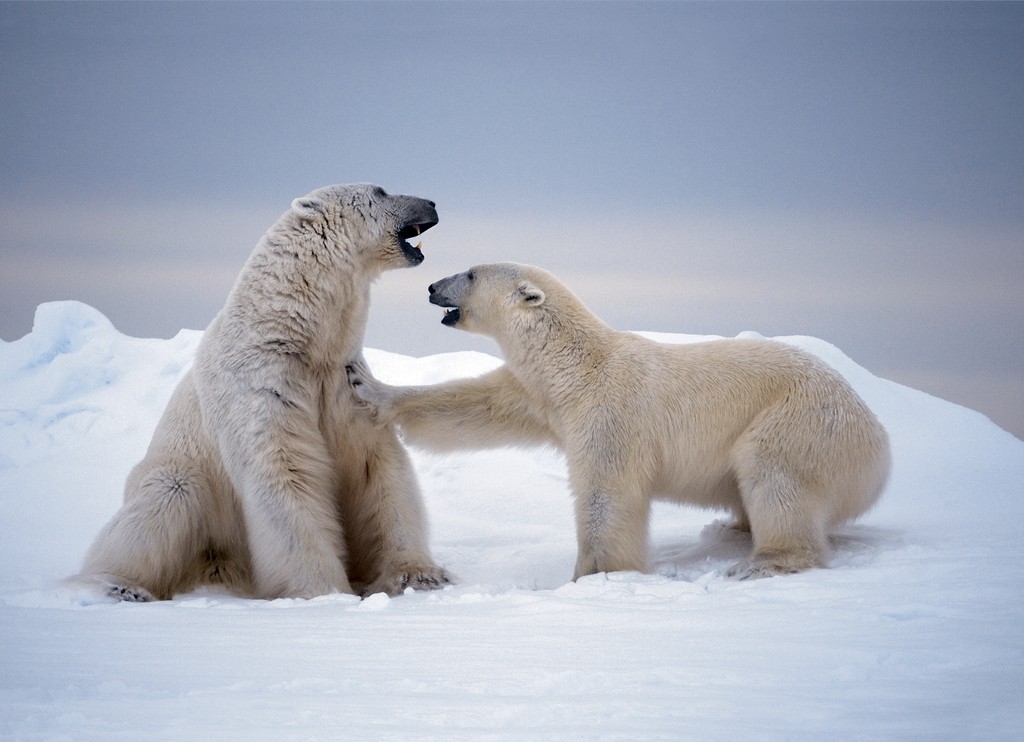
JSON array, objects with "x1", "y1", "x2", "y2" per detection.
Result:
[{"x1": 1, "y1": 301, "x2": 1022, "y2": 740}]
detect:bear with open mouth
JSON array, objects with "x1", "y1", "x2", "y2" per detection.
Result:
[{"x1": 71, "y1": 184, "x2": 452, "y2": 601}]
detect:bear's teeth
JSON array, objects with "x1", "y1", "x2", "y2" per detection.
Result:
[{"x1": 416, "y1": 241, "x2": 423, "y2": 251}]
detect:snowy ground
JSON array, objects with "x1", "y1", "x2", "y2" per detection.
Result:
[{"x1": 2, "y1": 301, "x2": 1022, "y2": 740}]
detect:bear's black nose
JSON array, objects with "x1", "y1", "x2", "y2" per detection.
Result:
[{"x1": 428, "y1": 283, "x2": 437, "y2": 295}]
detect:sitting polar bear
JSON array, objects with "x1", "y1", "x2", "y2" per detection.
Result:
[
  {"x1": 348, "y1": 262, "x2": 891, "y2": 580},
  {"x1": 72, "y1": 184, "x2": 451, "y2": 601}
]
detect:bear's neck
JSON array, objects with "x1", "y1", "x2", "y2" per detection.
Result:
[
  {"x1": 228, "y1": 234, "x2": 376, "y2": 366},
  {"x1": 499, "y1": 304, "x2": 614, "y2": 402}
]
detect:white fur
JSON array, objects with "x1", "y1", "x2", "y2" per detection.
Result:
[
  {"x1": 349, "y1": 262, "x2": 891, "y2": 580},
  {"x1": 71, "y1": 184, "x2": 450, "y2": 601}
]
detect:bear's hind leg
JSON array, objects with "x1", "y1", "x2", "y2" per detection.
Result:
[
  {"x1": 77, "y1": 461, "x2": 213, "y2": 601},
  {"x1": 728, "y1": 470, "x2": 829, "y2": 580}
]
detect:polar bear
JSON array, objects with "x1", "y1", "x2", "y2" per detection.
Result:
[
  {"x1": 347, "y1": 262, "x2": 891, "y2": 580},
  {"x1": 71, "y1": 184, "x2": 451, "y2": 601}
]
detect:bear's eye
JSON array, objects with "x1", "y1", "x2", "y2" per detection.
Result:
[{"x1": 467, "y1": 271, "x2": 475, "y2": 281}]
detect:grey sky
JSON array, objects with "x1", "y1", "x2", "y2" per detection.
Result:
[{"x1": 2, "y1": 1, "x2": 1022, "y2": 438}]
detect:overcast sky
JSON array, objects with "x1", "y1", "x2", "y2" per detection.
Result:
[{"x1": 2, "y1": 1, "x2": 1022, "y2": 438}]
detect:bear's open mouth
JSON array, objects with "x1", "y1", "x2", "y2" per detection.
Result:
[
  {"x1": 440, "y1": 307, "x2": 461, "y2": 326},
  {"x1": 398, "y1": 220, "x2": 438, "y2": 265},
  {"x1": 428, "y1": 291, "x2": 460, "y2": 327}
]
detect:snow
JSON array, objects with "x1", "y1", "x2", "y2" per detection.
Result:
[{"x1": 2, "y1": 301, "x2": 1023, "y2": 740}]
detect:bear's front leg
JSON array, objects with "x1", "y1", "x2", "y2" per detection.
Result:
[
  {"x1": 348, "y1": 424, "x2": 453, "y2": 597},
  {"x1": 571, "y1": 484, "x2": 651, "y2": 581},
  {"x1": 214, "y1": 396, "x2": 355, "y2": 599}
]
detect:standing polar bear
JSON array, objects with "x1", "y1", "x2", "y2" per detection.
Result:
[
  {"x1": 73, "y1": 183, "x2": 451, "y2": 601},
  {"x1": 348, "y1": 262, "x2": 891, "y2": 580}
]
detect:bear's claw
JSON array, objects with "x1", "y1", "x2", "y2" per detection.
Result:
[
  {"x1": 363, "y1": 565, "x2": 454, "y2": 597},
  {"x1": 106, "y1": 583, "x2": 155, "y2": 602}
]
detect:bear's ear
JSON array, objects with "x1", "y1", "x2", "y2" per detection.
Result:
[
  {"x1": 517, "y1": 282, "x2": 545, "y2": 307},
  {"x1": 290, "y1": 196, "x2": 325, "y2": 221}
]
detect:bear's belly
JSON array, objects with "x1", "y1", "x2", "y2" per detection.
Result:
[{"x1": 653, "y1": 459, "x2": 742, "y2": 509}]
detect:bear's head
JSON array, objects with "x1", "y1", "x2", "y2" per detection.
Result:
[
  {"x1": 289, "y1": 183, "x2": 438, "y2": 270},
  {"x1": 426, "y1": 262, "x2": 556, "y2": 338}
]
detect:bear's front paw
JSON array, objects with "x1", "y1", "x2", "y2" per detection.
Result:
[
  {"x1": 345, "y1": 363, "x2": 391, "y2": 413},
  {"x1": 363, "y1": 564, "x2": 454, "y2": 597}
]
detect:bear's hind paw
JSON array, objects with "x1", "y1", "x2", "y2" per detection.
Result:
[
  {"x1": 106, "y1": 582, "x2": 156, "y2": 602},
  {"x1": 727, "y1": 550, "x2": 821, "y2": 580}
]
